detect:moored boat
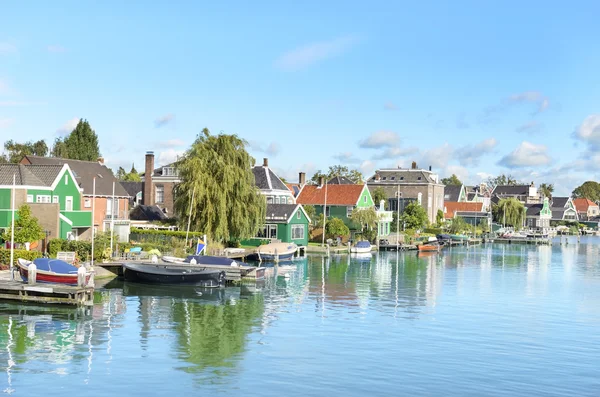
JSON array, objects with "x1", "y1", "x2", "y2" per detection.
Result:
[
  {"x1": 123, "y1": 263, "x2": 225, "y2": 287},
  {"x1": 248, "y1": 242, "x2": 298, "y2": 261},
  {"x1": 449, "y1": 234, "x2": 469, "y2": 241},
  {"x1": 417, "y1": 236, "x2": 441, "y2": 252},
  {"x1": 17, "y1": 258, "x2": 92, "y2": 286},
  {"x1": 350, "y1": 241, "x2": 372, "y2": 254}
]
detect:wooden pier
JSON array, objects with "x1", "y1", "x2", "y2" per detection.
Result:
[
  {"x1": 492, "y1": 237, "x2": 552, "y2": 245},
  {"x1": 0, "y1": 272, "x2": 94, "y2": 306},
  {"x1": 378, "y1": 244, "x2": 418, "y2": 251}
]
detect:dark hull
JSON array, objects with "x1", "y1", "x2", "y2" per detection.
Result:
[{"x1": 123, "y1": 264, "x2": 225, "y2": 287}]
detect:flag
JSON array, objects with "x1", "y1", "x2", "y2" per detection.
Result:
[{"x1": 195, "y1": 239, "x2": 205, "y2": 255}]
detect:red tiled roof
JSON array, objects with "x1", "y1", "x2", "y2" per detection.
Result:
[
  {"x1": 573, "y1": 198, "x2": 598, "y2": 211},
  {"x1": 444, "y1": 201, "x2": 484, "y2": 219},
  {"x1": 296, "y1": 184, "x2": 366, "y2": 206}
]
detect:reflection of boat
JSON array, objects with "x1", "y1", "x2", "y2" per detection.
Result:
[
  {"x1": 248, "y1": 242, "x2": 298, "y2": 261},
  {"x1": 350, "y1": 241, "x2": 372, "y2": 254},
  {"x1": 351, "y1": 252, "x2": 373, "y2": 262},
  {"x1": 119, "y1": 281, "x2": 241, "y2": 303},
  {"x1": 17, "y1": 258, "x2": 92, "y2": 286},
  {"x1": 123, "y1": 263, "x2": 225, "y2": 287}
]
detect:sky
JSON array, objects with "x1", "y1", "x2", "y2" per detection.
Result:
[{"x1": 1, "y1": 1, "x2": 600, "y2": 195}]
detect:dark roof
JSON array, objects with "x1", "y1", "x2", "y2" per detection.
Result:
[
  {"x1": 130, "y1": 205, "x2": 168, "y2": 221},
  {"x1": 492, "y1": 185, "x2": 529, "y2": 196},
  {"x1": 121, "y1": 181, "x2": 143, "y2": 197},
  {"x1": 0, "y1": 163, "x2": 63, "y2": 186},
  {"x1": 551, "y1": 197, "x2": 569, "y2": 209},
  {"x1": 444, "y1": 185, "x2": 462, "y2": 201},
  {"x1": 328, "y1": 176, "x2": 354, "y2": 185},
  {"x1": 526, "y1": 204, "x2": 543, "y2": 216},
  {"x1": 24, "y1": 155, "x2": 129, "y2": 197},
  {"x1": 367, "y1": 169, "x2": 438, "y2": 184},
  {"x1": 491, "y1": 195, "x2": 500, "y2": 205},
  {"x1": 467, "y1": 192, "x2": 477, "y2": 201},
  {"x1": 265, "y1": 203, "x2": 300, "y2": 223},
  {"x1": 551, "y1": 209, "x2": 566, "y2": 220},
  {"x1": 252, "y1": 166, "x2": 289, "y2": 191}
]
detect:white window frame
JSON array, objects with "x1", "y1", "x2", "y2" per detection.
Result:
[
  {"x1": 65, "y1": 196, "x2": 73, "y2": 211},
  {"x1": 52, "y1": 195, "x2": 59, "y2": 204},
  {"x1": 297, "y1": 211, "x2": 301, "y2": 220},
  {"x1": 65, "y1": 174, "x2": 68, "y2": 185},
  {"x1": 84, "y1": 198, "x2": 92, "y2": 208},
  {"x1": 255, "y1": 224, "x2": 277, "y2": 239},
  {"x1": 155, "y1": 185, "x2": 164, "y2": 204},
  {"x1": 275, "y1": 197, "x2": 280, "y2": 204},
  {"x1": 347, "y1": 206, "x2": 354, "y2": 217},
  {"x1": 26, "y1": 195, "x2": 33, "y2": 203},
  {"x1": 36, "y1": 195, "x2": 51, "y2": 203},
  {"x1": 418, "y1": 192, "x2": 422, "y2": 206},
  {"x1": 291, "y1": 224, "x2": 305, "y2": 240}
]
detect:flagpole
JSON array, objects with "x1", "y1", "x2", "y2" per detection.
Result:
[
  {"x1": 322, "y1": 179, "x2": 328, "y2": 247},
  {"x1": 91, "y1": 177, "x2": 96, "y2": 266},
  {"x1": 9, "y1": 174, "x2": 16, "y2": 281},
  {"x1": 110, "y1": 181, "x2": 115, "y2": 258},
  {"x1": 396, "y1": 184, "x2": 400, "y2": 251},
  {"x1": 185, "y1": 186, "x2": 195, "y2": 248}
]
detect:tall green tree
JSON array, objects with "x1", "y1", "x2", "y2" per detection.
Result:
[
  {"x1": 116, "y1": 167, "x2": 127, "y2": 180},
  {"x1": 116, "y1": 164, "x2": 141, "y2": 182},
  {"x1": 351, "y1": 207, "x2": 378, "y2": 239},
  {"x1": 572, "y1": 181, "x2": 600, "y2": 203},
  {"x1": 487, "y1": 174, "x2": 519, "y2": 188},
  {"x1": 441, "y1": 174, "x2": 462, "y2": 186},
  {"x1": 51, "y1": 119, "x2": 101, "y2": 161},
  {"x1": 303, "y1": 205, "x2": 316, "y2": 227},
  {"x1": 325, "y1": 217, "x2": 350, "y2": 239},
  {"x1": 310, "y1": 165, "x2": 364, "y2": 184},
  {"x1": 448, "y1": 216, "x2": 468, "y2": 234},
  {"x1": 436, "y1": 209, "x2": 444, "y2": 226},
  {"x1": 492, "y1": 198, "x2": 525, "y2": 228},
  {"x1": 2, "y1": 139, "x2": 48, "y2": 163},
  {"x1": 400, "y1": 202, "x2": 429, "y2": 230},
  {"x1": 173, "y1": 128, "x2": 266, "y2": 242},
  {"x1": 1, "y1": 205, "x2": 45, "y2": 244},
  {"x1": 539, "y1": 183, "x2": 554, "y2": 198},
  {"x1": 372, "y1": 187, "x2": 387, "y2": 208}
]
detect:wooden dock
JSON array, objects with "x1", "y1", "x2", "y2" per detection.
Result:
[
  {"x1": 379, "y1": 244, "x2": 418, "y2": 251},
  {"x1": 0, "y1": 272, "x2": 94, "y2": 306},
  {"x1": 492, "y1": 237, "x2": 552, "y2": 245}
]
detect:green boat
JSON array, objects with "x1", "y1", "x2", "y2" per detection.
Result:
[{"x1": 449, "y1": 234, "x2": 469, "y2": 241}]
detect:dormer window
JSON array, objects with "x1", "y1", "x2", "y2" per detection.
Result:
[
  {"x1": 400, "y1": 177, "x2": 404, "y2": 180},
  {"x1": 163, "y1": 167, "x2": 177, "y2": 176},
  {"x1": 391, "y1": 176, "x2": 395, "y2": 180},
  {"x1": 417, "y1": 176, "x2": 422, "y2": 180},
  {"x1": 382, "y1": 177, "x2": 387, "y2": 181}
]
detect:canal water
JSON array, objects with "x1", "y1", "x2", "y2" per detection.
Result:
[{"x1": 2, "y1": 237, "x2": 600, "y2": 396}]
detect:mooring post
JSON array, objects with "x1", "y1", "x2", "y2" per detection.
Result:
[
  {"x1": 28, "y1": 263, "x2": 37, "y2": 285},
  {"x1": 347, "y1": 242, "x2": 351, "y2": 254},
  {"x1": 274, "y1": 248, "x2": 279, "y2": 263},
  {"x1": 77, "y1": 266, "x2": 86, "y2": 288}
]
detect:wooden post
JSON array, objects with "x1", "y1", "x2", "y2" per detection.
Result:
[
  {"x1": 77, "y1": 266, "x2": 86, "y2": 287},
  {"x1": 28, "y1": 263, "x2": 37, "y2": 284}
]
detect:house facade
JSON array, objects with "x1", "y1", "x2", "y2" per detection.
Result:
[
  {"x1": 444, "y1": 201, "x2": 491, "y2": 226},
  {"x1": 141, "y1": 151, "x2": 181, "y2": 217},
  {"x1": 573, "y1": 198, "x2": 600, "y2": 221},
  {"x1": 366, "y1": 162, "x2": 445, "y2": 224},
  {"x1": 375, "y1": 200, "x2": 393, "y2": 238},
  {"x1": 492, "y1": 183, "x2": 541, "y2": 205},
  {"x1": 550, "y1": 197, "x2": 578, "y2": 222},
  {"x1": 443, "y1": 185, "x2": 466, "y2": 202},
  {"x1": 22, "y1": 155, "x2": 131, "y2": 241},
  {"x1": 0, "y1": 163, "x2": 92, "y2": 244},
  {"x1": 525, "y1": 198, "x2": 552, "y2": 230}
]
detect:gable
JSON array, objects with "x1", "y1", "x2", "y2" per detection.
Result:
[{"x1": 356, "y1": 185, "x2": 374, "y2": 207}]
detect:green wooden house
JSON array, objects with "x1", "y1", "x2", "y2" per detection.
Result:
[
  {"x1": 244, "y1": 204, "x2": 311, "y2": 247},
  {"x1": 0, "y1": 163, "x2": 92, "y2": 242}
]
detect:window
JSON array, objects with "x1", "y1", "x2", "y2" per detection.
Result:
[
  {"x1": 65, "y1": 196, "x2": 73, "y2": 211},
  {"x1": 266, "y1": 196, "x2": 274, "y2": 204},
  {"x1": 65, "y1": 174, "x2": 68, "y2": 185},
  {"x1": 292, "y1": 224, "x2": 305, "y2": 240},
  {"x1": 106, "y1": 198, "x2": 113, "y2": 216},
  {"x1": 382, "y1": 177, "x2": 387, "y2": 181},
  {"x1": 444, "y1": 194, "x2": 450, "y2": 200},
  {"x1": 256, "y1": 224, "x2": 277, "y2": 239},
  {"x1": 26, "y1": 195, "x2": 33, "y2": 203},
  {"x1": 275, "y1": 197, "x2": 280, "y2": 204},
  {"x1": 400, "y1": 177, "x2": 404, "y2": 181},
  {"x1": 363, "y1": 195, "x2": 367, "y2": 203},
  {"x1": 155, "y1": 185, "x2": 164, "y2": 203},
  {"x1": 287, "y1": 197, "x2": 293, "y2": 204},
  {"x1": 297, "y1": 211, "x2": 301, "y2": 220},
  {"x1": 417, "y1": 176, "x2": 422, "y2": 180},
  {"x1": 52, "y1": 196, "x2": 59, "y2": 204},
  {"x1": 418, "y1": 192, "x2": 422, "y2": 206},
  {"x1": 162, "y1": 167, "x2": 177, "y2": 176},
  {"x1": 391, "y1": 176, "x2": 395, "y2": 180},
  {"x1": 325, "y1": 206, "x2": 331, "y2": 217},
  {"x1": 347, "y1": 206, "x2": 354, "y2": 217},
  {"x1": 84, "y1": 198, "x2": 92, "y2": 208},
  {"x1": 36, "y1": 195, "x2": 51, "y2": 203}
]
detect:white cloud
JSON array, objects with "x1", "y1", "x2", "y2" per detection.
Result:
[
  {"x1": 56, "y1": 117, "x2": 79, "y2": 135},
  {"x1": 455, "y1": 138, "x2": 498, "y2": 166},
  {"x1": 384, "y1": 101, "x2": 398, "y2": 111},
  {"x1": 154, "y1": 113, "x2": 175, "y2": 128},
  {"x1": 359, "y1": 160, "x2": 376, "y2": 178},
  {"x1": 516, "y1": 120, "x2": 542, "y2": 134},
  {"x1": 274, "y1": 35, "x2": 358, "y2": 71},
  {"x1": 0, "y1": 42, "x2": 17, "y2": 54},
  {"x1": 442, "y1": 164, "x2": 470, "y2": 184},
  {"x1": 0, "y1": 118, "x2": 14, "y2": 129},
  {"x1": 47, "y1": 45, "x2": 66, "y2": 53},
  {"x1": 248, "y1": 140, "x2": 281, "y2": 157},
  {"x1": 159, "y1": 139, "x2": 186, "y2": 148},
  {"x1": 158, "y1": 149, "x2": 184, "y2": 165},
  {"x1": 359, "y1": 131, "x2": 400, "y2": 149},
  {"x1": 419, "y1": 143, "x2": 454, "y2": 169},
  {"x1": 498, "y1": 141, "x2": 551, "y2": 168},
  {"x1": 375, "y1": 146, "x2": 415, "y2": 160},
  {"x1": 333, "y1": 151, "x2": 361, "y2": 164},
  {"x1": 509, "y1": 90, "x2": 550, "y2": 114},
  {"x1": 573, "y1": 114, "x2": 600, "y2": 149}
]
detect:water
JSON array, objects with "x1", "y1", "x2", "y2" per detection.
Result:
[{"x1": 2, "y1": 236, "x2": 600, "y2": 396}]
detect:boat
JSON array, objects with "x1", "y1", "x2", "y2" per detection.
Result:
[
  {"x1": 449, "y1": 234, "x2": 469, "y2": 241},
  {"x1": 350, "y1": 241, "x2": 372, "y2": 254},
  {"x1": 17, "y1": 258, "x2": 92, "y2": 286},
  {"x1": 417, "y1": 236, "x2": 441, "y2": 252},
  {"x1": 122, "y1": 263, "x2": 225, "y2": 287},
  {"x1": 248, "y1": 242, "x2": 298, "y2": 261}
]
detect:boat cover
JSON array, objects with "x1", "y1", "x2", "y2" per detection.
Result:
[
  {"x1": 32, "y1": 258, "x2": 79, "y2": 274},
  {"x1": 355, "y1": 241, "x2": 371, "y2": 248}
]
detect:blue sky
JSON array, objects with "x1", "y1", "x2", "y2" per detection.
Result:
[{"x1": 1, "y1": 1, "x2": 600, "y2": 195}]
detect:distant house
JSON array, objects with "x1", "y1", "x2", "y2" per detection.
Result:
[
  {"x1": 465, "y1": 184, "x2": 492, "y2": 211},
  {"x1": 130, "y1": 204, "x2": 169, "y2": 222},
  {"x1": 492, "y1": 183, "x2": 541, "y2": 205},
  {"x1": 0, "y1": 163, "x2": 92, "y2": 244},
  {"x1": 525, "y1": 198, "x2": 552, "y2": 230},
  {"x1": 375, "y1": 200, "x2": 393, "y2": 238},
  {"x1": 550, "y1": 197, "x2": 578, "y2": 222},
  {"x1": 443, "y1": 185, "x2": 466, "y2": 202},
  {"x1": 252, "y1": 158, "x2": 295, "y2": 204},
  {"x1": 121, "y1": 181, "x2": 143, "y2": 208},
  {"x1": 328, "y1": 176, "x2": 355, "y2": 185},
  {"x1": 366, "y1": 162, "x2": 445, "y2": 224},
  {"x1": 444, "y1": 201, "x2": 490, "y2": 226},
  {"x1": 573, "y1": 198, "x2": 600, "y2": 221},
  {"x1": 140, "y1": 151, "x2": 181, "y2": 218},
  {"x1": 21, "y1": 155, "x2": 130, "y2": 240},
  {"x1": 296, "y1": 177, "x2": 374, "y2": 236},
  {"x1": 286, "y1": 172, "x2": 307, "y2": 198}
]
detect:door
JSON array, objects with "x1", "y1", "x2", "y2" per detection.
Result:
[{"x1": 65, "y1": 196, "x2": 73, "y2": 211}]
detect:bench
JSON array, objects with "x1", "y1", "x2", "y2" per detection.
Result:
[{"x1": 57, "y1": 251, "x2": 77, "y2": 265}]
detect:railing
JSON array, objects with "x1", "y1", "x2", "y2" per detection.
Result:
[{"x1": 104, "y1": 210, "x2": 130, "y2": 220}]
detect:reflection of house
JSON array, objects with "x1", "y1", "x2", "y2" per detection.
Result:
[
  {"x1": 525, "y1": 198, "x2": 552, "y2": 229},
  {"x1": 492, "y1": 183, "x2": 541, "y2": 204},
  {"x1": 443, "y1": 201, "x2": 490, "y2": 226},
  {"x1": 367, "y1": 162, "x2": 445, "y2": 224},
  {"x1": 573, "y1": 198, "x2": 600, "y2": 221},
  {"x1": 296, "y1": 178, "x2": 374, "y2": 234},
  {"x1": 141, "y1": 151, "x2": 181, "y2": 217},
  {"x1": 21, "y1": 155, "x2": 130, "y2": 239},
  {"x1": 0, "y1": 163, "x2": 92, "y2": 242},
  {"x1": 550, "y1": 197, "x2": 578, "y2": 222}
]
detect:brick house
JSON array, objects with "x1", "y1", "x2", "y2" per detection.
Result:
[
  {"x1": 366, "y1": 162, "x2": 445, "y2": 224},
  {"x1": 22, "y1": 155, "x2": 131, "y2": 241},
  {"x1": 140, "y1": 151, "x2": 181, "y2": 217}
]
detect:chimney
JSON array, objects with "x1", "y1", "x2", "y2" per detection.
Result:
[
  {"x1": 263, "y1": 158, "x2": 269, "y2": 167},
  {"x1": 411, "y1": 161, "x2": 417, "y2": 170},
  {"x1": 299, "y1": 172, "x2": 306, "y2": 185},
  {"x1": 143, "y1": 151, "x2": 154, "y2": 205},
  {"x1": 318, "y1": 176, "x2": 325, "y2": 186},
  {"x1": 429, "y1": 165, "x2": 432, "y2": 171},
  {"x1": 97, "y1": 157, "x2": 104, "y2": 165}
]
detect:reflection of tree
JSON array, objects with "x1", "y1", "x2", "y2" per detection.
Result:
[{"x1": 171, "y1": 295, "x2": 264, "y2": 375}]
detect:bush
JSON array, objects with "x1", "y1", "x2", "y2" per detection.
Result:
[
  {"x1": 0, "y1": 248, "x2": 42, "y2": 268},
  {"x1": 130, "y1": 228, "x2": 204, "y2": 238},
  {"x1": 424, "y1": 228, "x2": 442, "y2": 235}
]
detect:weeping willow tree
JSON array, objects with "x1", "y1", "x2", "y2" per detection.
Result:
[
  {"x1": 173, "y1": 128, "x2": 266, "y2": 242},
  {"x1": 493, "y1": 198, "x2": 525, "y2": 228},
  {"x1": 351, "y1": 207, "x2": 378, "y2": 241}
]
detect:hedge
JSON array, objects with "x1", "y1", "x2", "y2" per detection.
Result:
[
  {"x1": 0, "y1": 248, "x2": 42, "y2": 267},
  {"x1": 130, "y1": 228, "x2": 205, "y2": 238}
]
